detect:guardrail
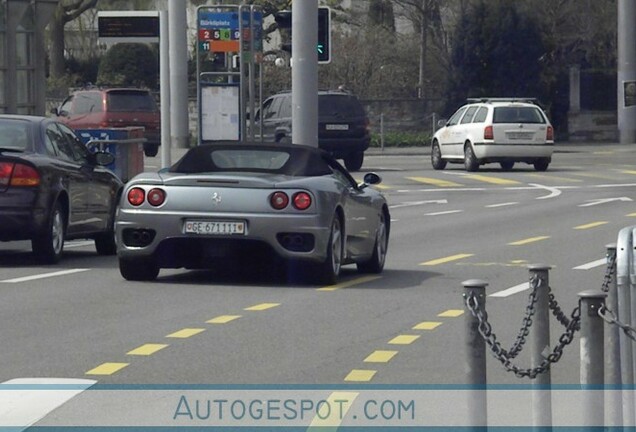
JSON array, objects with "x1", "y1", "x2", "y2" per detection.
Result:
[{"x1": 463, "y1": 231, "x2": 636, "y2": 428}]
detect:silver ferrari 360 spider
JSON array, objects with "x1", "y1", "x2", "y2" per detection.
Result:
[{"x1": 115, "y1": 143, "x2": 390, "y2": 283}]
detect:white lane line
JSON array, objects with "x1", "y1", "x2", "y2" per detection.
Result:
[
  {"x1": 424, "y1": 210, "x2": 463, "y2": 216},
  {"x1": 0, "y1": 269, "x2": 90, "y2": 283},
  {"x1": 485, "y1": 202, "x2": 518, "y2": 208},
  {"x1": 0, "y1": 378, "x2": 96, "y2": 429},
  {"x1": 65, "y1": 241, "x2": 94, "y2": 249},
  {"x1": 490, "y1": 282, "x2": 529, "y2": 298},
  {"x1": 390, "y1": 200, "x2": 448, "y2": 209},
  {"x1": 573, "y1": 258, "x2": 607, "y2": 270}
]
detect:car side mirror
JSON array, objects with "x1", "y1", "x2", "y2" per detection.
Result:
[
  {"x1": 50, "y1": 107, "x2": 59, "y2": 116},
  {"x1": 94, "y1": 151, "x2": 115, "y2": 166},
  {"x1": 359, "y1": 172, "x2": 381, "y2": 189},
  {"x1": 437, "y1": 119, "x2": 448, "y2": 128}
]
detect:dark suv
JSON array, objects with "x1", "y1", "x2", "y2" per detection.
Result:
[
  {"x1": 253, "y1": 90, "x2": 370, "y2": 171},
  {"x1": 51, "y1": 88, "x2": 161, "y2": 157}
]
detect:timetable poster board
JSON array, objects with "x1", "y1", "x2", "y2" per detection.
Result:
[{"x1": 201, "y1": 85, "x2": 240, "y2": 141}]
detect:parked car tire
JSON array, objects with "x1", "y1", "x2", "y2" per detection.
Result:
[
  {"x1": 534, "y1": 158, "x2": 550, "y2": 171},
  {"x1": 94, "y1": 203, "x2": 118, "y2": 255},
  {"x1": 316, "y1": 215, "x2": 343, "y2": 285},
  {"x1": 32, "y1": 201, "x2": 66, "y2": 264},
  {"x1": 357, "y1": 210, "x2": 388, "y2": 274},
  {"x1": 119, "y1": 258, "x2": 160, "y2": 281},
  {"x1": 431, "y1": 141, "x2": 447, "y2": 170},
  {"x1": 344, "y1": 152, "x2": 364, "y2": 172},
  {"x1": 144, "y1": 143, "x2": 159, "y2": 157},
  {"x1": 464, "y1": 144, "x2": 479, "y2": 172}
]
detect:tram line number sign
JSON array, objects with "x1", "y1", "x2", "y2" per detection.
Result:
[{"x1": 198, "y1": 10, "x2": 262, "y2": 54}]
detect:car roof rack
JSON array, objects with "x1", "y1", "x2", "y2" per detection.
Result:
[{"x1": 466, "y1": 97, "x2": 538, "y2": 104}]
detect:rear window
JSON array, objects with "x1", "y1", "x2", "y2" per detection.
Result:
[
  {"x1": 493, "y1": 106, "x2": 546, "y2": 124},
  {"x1": 0, "y1": 120, "x2": 29, "y2": 150},
  {"x1": 319, "y1": 95, "x2": 365, "y2": 117},
  {"x1": 106, "y1": 91, "x2": 158, "y2": 112}
]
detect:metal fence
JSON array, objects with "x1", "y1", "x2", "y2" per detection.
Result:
[{"x1": 463, "y1": 228, "x2": 636, "y2": 428}]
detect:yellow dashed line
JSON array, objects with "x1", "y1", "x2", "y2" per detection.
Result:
[
  {"x1": 465, "y1": 174, "x2": 521, "y2": 185},
  {"x1": 508, "y1": 236, "x2": 550, "y2": 246},
  {"x1": 127, "y1": 343, "x2": 168, "y2": 356},
  {"x1": 344, "y1": 369, "x2": 376, "y2": 382},
  {"x1": 438, "y1": 310, "x2": 464, "y2": 318},
  {"x1": 412, "y1": 321, "x2": 442, "y2": 330},
  {"x1": 627, "y1": 213, "x2": 636, "y2": 217},
  {"x1": 620, "y1": 170, "x2": 636, "y2": 175},
  {"x1": 420, "y1": 253, "x2": 474, "y2": 266},
  {"x1": 571, "y1": 172, "x2": 616, "y2": 180},
  {"x1": 308, "y1": 392, "x2": 359, "y2": 427},
  {"x1": 408, "y1": 176, "x2": 463, "y2": 187},
  {"x1": 85, "y1": 362, "x2": 129, "y2": 376},
  {"x1": 317, "y1": 275, "x2": 381, "y2": 291},
  {"x1": 244, "y1": 303, "x2": 280, "y2": 311},
  {"x1": 207, "y1": 315, "x2": 242, "y2": 324},
  {"x1": 388, "y1": 335, "x2": 420, "y2": 345},
  {"x1": 574, "y1": 221, "x2": 609, "y2": 230},
  {"x1": 166, "y1": 328, "x2": 206, "y2": 338},
  {"x1": 364, "y1": 350, "x2": 398, "y2": 363}
]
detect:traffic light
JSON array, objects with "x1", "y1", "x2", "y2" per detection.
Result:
[
  {"x1": 274, "y1": 10, "x2": 292, "y2": 53},
  {"x1": 273, "y1": 7, "x2": 331, "y2": 63}
]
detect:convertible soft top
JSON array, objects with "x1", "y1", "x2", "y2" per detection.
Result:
[{"x1": 170, "y1": 143, "x2": 334, "y2": 176}]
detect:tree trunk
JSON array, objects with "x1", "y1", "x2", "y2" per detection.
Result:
[{"x1": 48, "y1": 8, "x2": 66, "y2": 80}]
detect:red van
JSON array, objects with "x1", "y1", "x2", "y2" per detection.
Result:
[{"x1": 52, "y1": 88, "x2": 161, "y2": 157}]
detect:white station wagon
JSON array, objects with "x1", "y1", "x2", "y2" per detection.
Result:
[{"x1": 431, "y1": 98, "x2": 554, "y2": 171}]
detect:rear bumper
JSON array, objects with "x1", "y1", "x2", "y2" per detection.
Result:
[
  {"x1": 319, "y1": 137, "x2": 370, "y2": 158},
  {"x1": 473, "y1": 142, "x2": 554, "y2": 161}
]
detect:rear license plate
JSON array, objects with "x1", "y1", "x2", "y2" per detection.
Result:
[
  {"x1": 184, "y1": 220, "x2": 246, "y2": 235},
  {"x1": 326, "y1": 124, "x2": 349, "y2": 131},
  {"x1": 506, "y1": 131, "x2": 534, "y2": 140}
]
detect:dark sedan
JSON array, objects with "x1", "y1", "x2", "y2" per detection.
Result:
[{"x1": 0, "y1": 115, "x2": 123, "y2": 263}]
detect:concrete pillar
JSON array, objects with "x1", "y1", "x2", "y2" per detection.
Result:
[
  {"x1": 569, "y1": 65, "x2": 580, "y2": 114},
  {"x1": 617, "y1": 0, "x2": 636, "y2": 144}
]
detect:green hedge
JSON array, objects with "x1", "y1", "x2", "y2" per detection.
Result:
[{"x1": 370, "y1": 131, "x2": 431, "y2": 147}]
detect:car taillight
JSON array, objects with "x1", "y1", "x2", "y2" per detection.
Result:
[
  {"x1": 0, "y1": 162, "x2": 40, "y2": 187},
  {"x1": 147, "y1": 188, "x2": 166, "y2": 206},
  {"x1": 270, "y1": 191, "x2": 289, "y2": 210},
  {"x1": 484, "y1": 125, "x2": 494, "y2": 140},
  {"x1": 292, "y1": 192, "x2": 312, "y2": 210},
  {"x1": 547, "y1": 126, "x2": 554, "y2": 141},
  {"x1": 127, "y1": 187, "x2": 146, "y2": 206}
]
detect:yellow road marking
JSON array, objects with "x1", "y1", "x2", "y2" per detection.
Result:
[
  {"x1": 465, "y1": 174, "x2": 521, "y2": 185},
  {"x1": 620, "y1": 170, "x2": 636, "y2": 175},
  {"x1": 627, "y1": 213, "x2": 636, "y2": 217},
  {"x1": 388, "y1": 335, "x2": 420, "y2": 345},
  {"x1": 308, "y1": 392, "x2": 359, "y2": 427},
  {"x1": 364, "y1": 350, "x2": 398, "y2": 363},
  {"x1": 244, "y1": 303, "x2": 280, "y2": 311},
  {"x1": 438, "y1": 309, "x2": 464, "y2": 318},
  {"x1": 570, "y1": 172, "x2": 616, "y2": 180},
  {"x1": 85, "y1": 362, "x2": 129, "y2": 376},
  {"x1": 166, "y1": 328, "x2": 205, "y2": 338},
  {"x1": 207, "y1": 315, "x2": 242, "y2": 324},
  {"x1": 420, "y1": 253, "x2": 474, "y2": 266},
  {"x1": 317, "y1": 275, "x2": 381, "y2": 291},
  {"x1": 344, "y1": 369, "x2": 376, "y2": 382},
  {"x1": 594, "y1": 151, "x2": 614, "y2": 155},
  {"x1": 412, "y1": 321, "x2": 442, "y2": 330},
  {"x1": 508, "y1": 236, "x2": 550, "y2": 246},
  {"x1": 574, "y1": 221, "x2": 608, "y2": 230},
  {"x1": 408, "y1": 176, "x2": 463, "y2": 187},
  {"x1": 127, "y1": 343, "x2": 169, "y2": 356}
]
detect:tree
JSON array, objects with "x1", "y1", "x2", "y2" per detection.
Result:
[
  {"x1": 97, "y1": 43, "x2": 159, "y2": 88},
  {"x1": 48, "y1": 0, "x2": 99, "y2": 81},
  {"x1": 446, "y1": 1, "x2": 546, "y2": 112}
]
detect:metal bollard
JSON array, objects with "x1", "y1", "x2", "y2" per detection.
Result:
[
  {"x1": 617, "y1": 226, "x2": 635, "y2": 427},
  {"x1": 528, "y1": 264, "x2": 552, "y2": 428},
  {"x1": 604, "y1": 244, "x2": 623, "y2": 427},
  {"x1": 463, "y1": 279, "x2": 488, "y2": 429},
  {"x1": 579, "y1": 290, "x2": 607, "y2": 427}
]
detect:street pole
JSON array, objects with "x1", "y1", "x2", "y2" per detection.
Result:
[
  {"x1": 617, "y1": 0, "x2": 636, "y2": 144},
  {"x1": 160, "y1": 10, "x2": 171, "y2": 168},
  {"x1": 291, "y1": 0, "x2": 318, "y2": 147},
  {"x1": 168, "y1": 0, "x2": 189, "y2": 149}
]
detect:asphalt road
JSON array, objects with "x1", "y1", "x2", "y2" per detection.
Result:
[{"x1": 1, "y1": 143, "x2": 634, "y2": 428}]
